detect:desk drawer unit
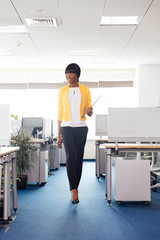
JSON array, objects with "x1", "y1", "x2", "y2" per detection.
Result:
[{"x1": 114, "y1": 158, "x2": 151, "y2": 202}]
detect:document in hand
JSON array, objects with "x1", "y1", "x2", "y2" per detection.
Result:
[{"x1": 81, "y1": 95, "x2": 102, "y2": 119}]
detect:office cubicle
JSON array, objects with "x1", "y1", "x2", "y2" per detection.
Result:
[{"x1": 106, "y1": 107, "x2": 160, "y2": 203}]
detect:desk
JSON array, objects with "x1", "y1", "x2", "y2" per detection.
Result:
[
  {"x1": 104, "y1": 143, "x2": 160, "y2": 205},
  {"x1": 0, "y1": 147, "x2": 19, "y2": 222}
]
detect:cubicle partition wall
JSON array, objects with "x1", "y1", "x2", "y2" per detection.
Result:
[
  {"x1": 95, "y1": 114, "x2": 108, "y2": 137},
  {"x1": 0, "y1": 104, "x2": 10, "y2": 146},
  {"x1": 108, "y1": 107, "x2": 160, "y2": 143},
  {"x1": 43, "y1": 119, "x2": 52, "y2": 138}
]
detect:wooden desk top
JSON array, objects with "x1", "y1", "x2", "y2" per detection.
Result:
[
  {"x1": 28, "y1": 139, "x2": 43, "y2": 143},
  {"x1": 104, "y1": 143, "x2": 160, "y2": 149},
  {"x1": 0, "y1": 147, "x2": 19, "y2": 157},
  {"x1": 96, "y1": 137, "x2": 108, "y2": 142},
  {"x1": 11, "y1": 139, "x2": 43, "y2": 144}
]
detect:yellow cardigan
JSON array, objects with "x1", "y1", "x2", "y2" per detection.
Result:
[{"x1": 58, "y1": 84, "x2": 91, "y2": 121}]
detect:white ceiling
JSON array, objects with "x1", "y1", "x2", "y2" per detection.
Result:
[{"x1": 0, "y1": 0, "x2": 160, "y2": 70}]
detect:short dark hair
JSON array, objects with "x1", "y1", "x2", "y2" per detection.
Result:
[{"x1": 65, "y1": 63, "x2": 81, "y2": 80}]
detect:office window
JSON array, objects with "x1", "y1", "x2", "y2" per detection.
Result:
[{"x1": 0, "y1": 86, "x2": 138, "y2": 139}]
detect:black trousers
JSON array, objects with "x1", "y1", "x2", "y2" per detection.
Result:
[{"x1": 61, "y1": 126, "x2": 88, "y2": 191}]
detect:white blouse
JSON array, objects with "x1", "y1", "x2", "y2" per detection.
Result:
[{"x1": 61, "y1": 87, "x2": 87, "y2": 127}]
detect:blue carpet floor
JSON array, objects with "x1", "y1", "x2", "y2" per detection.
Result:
[{"x1": 0, "y1": 161, "x2": 160, "y2": 240}]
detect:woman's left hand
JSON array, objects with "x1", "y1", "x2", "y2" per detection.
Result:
[{"x1": 85, "y1": 107, "x2": 93, "y2": 116}]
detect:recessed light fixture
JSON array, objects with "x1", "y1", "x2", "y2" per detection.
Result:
[
  {"x1": 100, "y1": 16, "x2": 142, "y2": 26},
  {"x1": 0, "y1": 25, "x2": 28, "y2": 33}
]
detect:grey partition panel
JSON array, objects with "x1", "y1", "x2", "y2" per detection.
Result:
[
  {"x1": 0, "y1": 104, "x2": 10, "y2": 145},
  {"x1": 95, "y1": 114, "x2": 108, "y2": 136},
  {"x1": 43, "y1": 119, "x2": 52, "y2": 138},
  {"x1": 108, "y1": 107, "x2": 160, "y2": 142}
]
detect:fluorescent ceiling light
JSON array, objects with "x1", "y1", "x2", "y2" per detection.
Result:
[
  {"x1": 67, "y1": 51, "x2": 94, "y2": 56},
  {"x1": 0, "y1": 50, "x2": 13, "y2": 56},
  {"x1": 0, "y1": 51, "x2": 13, "y2": 56},
  {"x1": 0, "y1": 25, "x2": 28, "y2": 33},
  {"x1": 30, "y1": 9, "x2": 47, "y2": 14},
  {"x1": 100, "y1": 16, "x2": 142, "y2": 26}
]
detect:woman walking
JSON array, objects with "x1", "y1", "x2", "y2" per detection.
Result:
[{"x1": 57, "y1": 63, "x2": 93, "y2": 203}]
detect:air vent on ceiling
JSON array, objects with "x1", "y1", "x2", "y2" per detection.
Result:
[{"x1": 25, "y1": 18, "x2": 57, "y2": 27}]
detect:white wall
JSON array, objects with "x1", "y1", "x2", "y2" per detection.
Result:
[
  {"x1": 138, "y1": 65, "x2": 160, "y2": 107},
  {"x1": 0, "y1": 68, "x2": 135, "y2": 84}
]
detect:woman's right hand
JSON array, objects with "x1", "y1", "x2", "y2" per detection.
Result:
[{"x1": 57, "y1": 136, "x2": 62, "y2": 149}]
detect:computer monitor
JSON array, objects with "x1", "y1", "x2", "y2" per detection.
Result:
[
  {"x1": 19, "y1": 127, "x2": 34, "y2": 138},
  {"x1": 22, "y1": 117, "x2": 43, "y2": 138},
  {"x1": 22, "y1": 117, "x2": 43, "y2": 128}
]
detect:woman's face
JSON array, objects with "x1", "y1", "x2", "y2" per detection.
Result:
[{"x1": 66, "y1": 72, "x2": 78, "y2": 84}]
